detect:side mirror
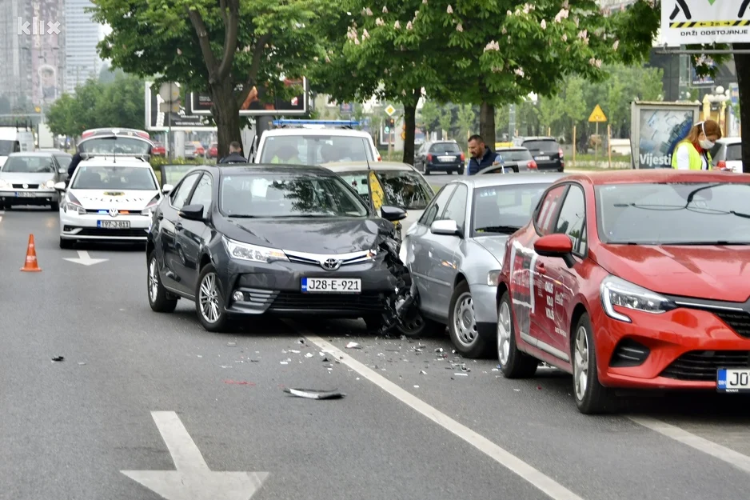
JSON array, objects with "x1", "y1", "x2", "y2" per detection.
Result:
[
  {"x1": 534, "y1": 234, "x2": 575, "y2": 268},
  {"x1": 179, "y1": 204, "x2": 204, "y2": 221},
  {"x1": 381, "y1": 205, "x2": 407, "y2": 222},
  {"x1": 430, "y1": 219, "x2": 460, "y2": 236},
  {"x1": 162, "y1": 184, "x2": 174, "y2": 194},
  {"x1": 53, "y1": 181, "x2": 66, "y2": 192}
]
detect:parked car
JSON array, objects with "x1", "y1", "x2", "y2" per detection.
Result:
[
  {"x1": 0, "y1": 152, "x2": 65, "y2": 210},
  {"x1": 401, "y1": 172, "x2": 566, "y2": 355},
  {"x1": 321, "y1": 161, "x2": 434, "y2": 243},
  {"x1": 151, "y1": 142, "x2": 166, "y2": 156},
  {"x1": 184, "y1": 143, "x2": 197, "y2": 159},
  {"x1": 192, "y1": 142, "x2": 205, "y2": 156},
  {"x1": 477, "y1": 147, "x2": 538, "y2": 174},
  {"x1": 710, "y1": 137, "x2": 742, "y2": 172},
  {"x1": 497, "y1": 170, "x2": 750, "y2": 414},
  {"x1": 512, "y1": 137, "x2": 564, "y2": 172},
  {"x1": 207, "y1": 143, "x2": 219, "y2": 160},
  {"x1": 146, "y1": 165, "x2": 411, "y2": 333},
  {"x1": 414, "y1": 141, "x2": 466, "y2": 175}
]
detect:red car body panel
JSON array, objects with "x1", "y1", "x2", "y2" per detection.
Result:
[{"x1": 500, "y1": 170, "x2": 750, "y2": 391}]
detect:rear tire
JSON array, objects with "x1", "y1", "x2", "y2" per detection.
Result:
[
  {"x1": 423, "y1": 167, "x2": 431, "y2": 175},
  {"x1": 196, "y1": 263, "x2": 233, "y2": 332},
  {"x1": 457, "y1": 166, "x2": 465, "y2": 175},
  {"x1": 59, "y1": 237, "x2": 74, "y2": 249},
  {"x1": 147, "y1": 251, "x2": 178, "y2": 313},
  {"x1": 497, "y1": 292, "x2": 538, "y2": 378}
]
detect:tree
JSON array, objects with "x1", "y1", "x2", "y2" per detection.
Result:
[
  {"x1": 438, "y1": 106, "x2": 453, "y2": 140},
  {"x1": 456, "y1": 104, "x2": 476, "y2": 142},
  {"x1": 91, "y1": 0, "x2": 326, "y2": 157},
  {"x1": 419, "y1": 100, "x2": 441, "y2": 137}
]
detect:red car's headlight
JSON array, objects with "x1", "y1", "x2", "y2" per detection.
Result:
[{"x1": 600, "y1": 275, "x2": 673, "y2": 323}]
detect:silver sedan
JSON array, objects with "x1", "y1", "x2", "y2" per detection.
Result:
[{"x1": 401, "y1": 173, "x2": 566, "y2": 357}]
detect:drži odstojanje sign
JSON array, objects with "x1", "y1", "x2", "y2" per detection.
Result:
[
  {"x1": 630, "y1": 101, "x2": 702, "y2": 169},
  {"x1": 661, "y1": 0, "x2": 750, "y2": 45}
]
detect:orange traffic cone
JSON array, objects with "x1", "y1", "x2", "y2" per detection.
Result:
[{"x1": 20, "y1": 234, "x2": 42, "y2": 272}]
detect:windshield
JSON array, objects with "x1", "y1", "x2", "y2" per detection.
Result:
[
  {"x1": 0, "y1": 140, "x2": 14, "y2": 156},
  {"x1": 54, "y1": 155, "x2": 72, "y2": 169},
  {"x1": 78, "y1": 137, "x2": 152, "y2": 156},
  {"x1": 259, "y1": 135, "x2": 373, "y2": 165},
  {"x1": 472, "y1": 183, "x2": 548, "y2": 234},
  {"x1": 220, "y1": 173, "x2": 369, "y2": 218},
  {"x1": 596, "y1": 182, "x2": 750, "y2": 245},
  {"x1": 339, "y1": 170, "x2": 434, "y2": 209},
  {"x1": 429, "y1": 143, "x2": 461, "y2": 154},
  {"x1": 726, "y1": 144, "x2": 742, "y2": 162},
  {"x1": 523, "y1": 140, "x2": 558, "y2": 153},
  {"x1": 498, "y1": 149, "x2": 533, "y2": 161},
  {"x1": 71, "y1": 166, "x2": 158, "y2": 190},
  {"x1": 2, "y1": 156, "x2": 55, "y2": 173}
]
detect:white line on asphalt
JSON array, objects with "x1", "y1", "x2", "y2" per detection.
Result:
[
  {"x1": 63, "y1": 250, "x2": 108, "y2": 266},
  {"x1": 152, "y1": 411, "x2": 209, "y2": 472},
  {"x1": 301, "y1": 332, "x2": 585, "y2": 500},
  {"x1": 630, "y1": 416, "x2": 750, "y2": 474}
]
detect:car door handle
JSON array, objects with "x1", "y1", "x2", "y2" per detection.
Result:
[
  {"x1": 175, "y1": 223, "x2": 183, "y2": 231},
  {"x1": 157, "y1": 214, "x2": 164, "y2": 220}
]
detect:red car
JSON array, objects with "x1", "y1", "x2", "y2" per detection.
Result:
[
  {"x1": 151, "y1": 142, "x2": 166, "y2": 156},
  {"x1": 207, "y1": 143, "x2": 218, "y2": 159},
  {"x1": 496, "y1": 170, "x2": 750, "y2": 414}
]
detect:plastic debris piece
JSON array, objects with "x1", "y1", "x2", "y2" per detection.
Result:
[
  {"x1": 290, "y1": 350, "x2": 300, "y2": 354},
  {"x1": 250, "y1": 359, "x2": 260, "y2": 363},
  {"x1": 197, "y1": 355, "x2": 203, "y2": 358},
  {"x1": 413, "y1": 385, "x2": 419, "y2": 388},
  {"x1": 225, "y1": 380, "x2": 256, "y2": 386},
  {"x1": 537, "y1": 385, "x2": 543, "y2": 390},
  {"x1": 227, "y1": 342, "x2": 236, "y2": 347},
  {"x1": 52, "y1": 356, "x2": 64, "y2": 362},
  {"x1": 284, "y1": 388, "x2": 345, "y2": 400},
  {"x1": 280, "y1": 361, "x2": 289, "y2": 365},
  {"x1": 322, "y1": 356, "x2": 330, "y2": 362},
  {"x1": 514, "y1": 389, "x2": 521, "y2": 392},
  {"x1": 435, "y1": 348, "x2": 443, "y2": 353},
  {"x1": 492, "y1": 368, "x2": 499, "y2": 372},
  {"x1": 78, "y1": 362, "x2": 86, "y2": 366},
  {"x1": 305, "y1": 353, "x2": 314, "y2": 358},
  {"x1": 346, "y1": 342, "x2": 361, "y2": 349},
  {"x1": 454, "y1": 373, "x2": 469, "y2": 377},
  {"x1": 420, "y1": 370, "x2": 427, "y2": 375},
  {"x1": 221, "y1": 365, "x2": 232, "y2": 368}
]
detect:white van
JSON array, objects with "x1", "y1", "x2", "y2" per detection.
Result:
[{"x1": 0, "y1": 128, "x2": 35, "y2": 167}]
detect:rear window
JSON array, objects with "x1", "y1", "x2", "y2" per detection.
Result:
[
  {"x1": 726, "y1": 143, "x2": 742, "y2": 161},
  {"x1": 338, "y1": 170, "x2": 434, "y2": 210},
  {"x1": 523, "y1": 140, "x2": 559, "y2": 153},
  {"x1": 498, "y1": 149, "x2": 533, "y2": 161},
  {"x1": 429, "y1": 143, "x2": 461, "y2": 154}
]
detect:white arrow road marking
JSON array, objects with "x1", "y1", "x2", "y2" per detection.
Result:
[
  {"x1": 121, "y1": 411, "x2": 269, "y2": 500},
  {"x1": 301, "y1": 331, "x2": 585, "y2": 500},
  {"x1": 63, "y1": 250, "x2": 108, "y2": 266}
]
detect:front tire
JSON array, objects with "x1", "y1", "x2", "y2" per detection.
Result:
[
  {"x1": 573, "y1": 313, "x2": 615, "y2": 414},
  {"x1": 448, "y1": 281, "x2": 492, "y2": 358},
  {"x1": 196, "y1": 263, "x2": 232, "y2": 332},
  {"x1": 147, "y1": 251, "x2": 178, "y2": 313},
  {"x1": 497, "y1": 292, "x2": 538, "y2": 378}
]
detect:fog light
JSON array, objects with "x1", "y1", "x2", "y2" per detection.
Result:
[{"x1": 233, "y1": 291, "x2": 244, "y2": 302}]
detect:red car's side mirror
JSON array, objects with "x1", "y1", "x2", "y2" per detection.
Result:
[{"x1": 534, "y1": 234, "x2": 575, "y2": 268}]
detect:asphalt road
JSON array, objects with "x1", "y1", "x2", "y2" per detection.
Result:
[{"x1": 2, "y1": 206, "x2": 750, "y2": 500}]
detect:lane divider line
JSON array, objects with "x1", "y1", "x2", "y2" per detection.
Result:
[
  {"x1": 300, "y1": 330, "x2": 586, "y2": 500},
  {"x1": 630, "y1": 416, "x2": 750, "y2": 474}
]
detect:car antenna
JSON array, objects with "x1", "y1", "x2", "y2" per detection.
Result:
[{"x1": 362, "y1": 137, "x2": 371, "y2": 170}]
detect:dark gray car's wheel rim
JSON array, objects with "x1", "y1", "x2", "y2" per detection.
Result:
[
  {"x1": 199, "y1": 273, "x2": 221, "y2": 323},
  {"x1": 148, "y1": 258, "x2": 159, "y2": 303},
  {"x1": 497, "y1": 300, "x2": 512, "y2": 365},
  {"x1": 453, "y1": 292, "x2": 478, "y2": 346},
  {"x1": 574, "y1": 325, "x2": 589, "y2": 401}
]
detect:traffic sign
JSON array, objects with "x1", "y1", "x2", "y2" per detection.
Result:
[
  {"x1": 34, "y1": 106, "x2": 41, "y2": 113},
  {"x1": 159, "y1": 102, "x2": 180, "y2": 113},
  {"x1": 385, "y1": 105, "x2": 396, "y2": 116},
  {"x1": 588, "y1": 105, "x2": 607, "y2": 123},
  {"x1": 159, "y1": 82, "x2": 180, "y2": 103}
]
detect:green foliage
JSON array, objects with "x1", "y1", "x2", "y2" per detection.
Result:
[
  {"x1": 150, "y1": 156, "x2": 207, "y2": 169},
  {"x1": 46, "y1": 73, "x2": 146, "y2": 138}
]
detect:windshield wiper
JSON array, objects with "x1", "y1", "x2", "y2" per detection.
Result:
[{"x1": 476, "y1": 225, "x2": 520, "y2": 234}]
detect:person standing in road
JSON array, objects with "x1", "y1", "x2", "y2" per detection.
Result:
[
  {"x1": 66, "y1": 150, "x2": 83, "y2": 185},
  {"x1": 218, "y1": 141, "x2": 248, "y2": 164},
  {"x1": 671, "y1": 119, "x2": 721, "y2": 170},
  {"x1": 467, "y1": 134, "x2": 503, "y2": 175}
]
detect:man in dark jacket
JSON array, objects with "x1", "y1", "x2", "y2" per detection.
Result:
[
  {"x1": 467, "y1": 134, "x2": 504, "y2": 175},
  {"x1": 66, "y1": 151, "x2": 83, "y2": 185},
  {"x1": 218, "y1": 141, "x2": 248, "y2": 164}
]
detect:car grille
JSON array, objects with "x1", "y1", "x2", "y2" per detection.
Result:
[
  {"x1": 712, "y1": 310, "x2": 750, "y2": 338},
  {"x1": 660, "y1": 351, "x2": 750, "y2": 381},
  {"x1": 270, "y1": 291, "x2": 387, "y2": 312},
  {"x1": 12, "y1": 184, "x2": 39, "y2": 189},
  {"x1": 74, "y1": 228, "x2": 148, "y2": 237}
]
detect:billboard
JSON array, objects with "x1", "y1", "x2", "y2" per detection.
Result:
[
  {"x1": 630, "y1": 101, "x2": 702, "y2": 169},
  {"x1": 661, "y1": 0, "x2": 750, "y2": 46},
  {"x1": 144, "y1": 82, "x2": 215, "y2": 132},
  {"x1": 188, "y1": 78, "x2": 308, "y2": 116}
]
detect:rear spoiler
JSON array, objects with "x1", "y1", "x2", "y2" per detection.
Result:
[{"x1": 79, "y1": 153, "x2": 150, "y2": 161}]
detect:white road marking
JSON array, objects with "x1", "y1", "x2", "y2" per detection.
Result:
[
  {"x1": 301, "y1": 332, "x2": 585, "y2": 500},
  {"x1": 121, "y1": 411, "x2": 269, "y2": 499},
  {"x1": 630, "y1": 416, "x2": 750, "y2": 474},
  {"x1": 63, "y1": 250, "x2": 108, "y2": 266}
]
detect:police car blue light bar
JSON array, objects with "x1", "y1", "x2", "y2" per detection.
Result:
[{"x1": 272, "y1": 119, "x2": 360, "y2": 126}]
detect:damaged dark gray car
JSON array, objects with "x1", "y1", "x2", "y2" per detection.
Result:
[{"x1": 146, "y1": 165, "x2": 418, "y2": 334}]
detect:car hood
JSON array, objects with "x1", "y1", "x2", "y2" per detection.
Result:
[
  {"x1": 220, "y1": 217, "x2": 392, "y2": 253},
  {"x1": 595, "y1": 245, "x2": 750, "y2": 302},
  {"x1": 0, "y1": 172, "x2": 55, "y2": 184},
  {"x1": 472, "y1": 235, "x2": 510, "y2": 264},
  {"x1": 69, "y1": 189, "x2": 159, "y2": 210}
]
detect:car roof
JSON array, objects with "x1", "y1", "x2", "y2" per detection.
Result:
[
  {"x1": 497, "y1": 147, "x2": 529, "y2": 151},
  {"x1": 8, "y1": 151, "x2": 56, "y2": 157},
  {"x1": 516, "y1": 136, "x2": 556, "y2": 141},
  {"x1": 262, "y1": 128, "x2": 373, "y2": 138},
  {"x1": 78, "y1": 158, "x2": 153, "y2": 168},
  {"x1": 561, "y1": 169, "x2": 750, "y2": 185},
  {"x1": 449, "y1": 172, "x2": 567, "y2": 188},
  {"x1": 213, "y1": 164, "x2": 337, "y2": 177},
  {"x1": 717, "y1": 137, "x2": 741, "y2": 145},
  {"x1": 320, "y1": 161, "x2": 416, "y2": 173}
]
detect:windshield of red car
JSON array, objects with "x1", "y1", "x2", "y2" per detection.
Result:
[{"x1": 595, "y1": 182, "x2": 750, "y2": 245}]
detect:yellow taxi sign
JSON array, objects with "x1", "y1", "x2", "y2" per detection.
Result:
[
  {"x1": 588, "y1": 104, "x2": 607, "y2": 123},
  {"x1": 368, "y1": 170, "x2": 385, "y2": 211}
]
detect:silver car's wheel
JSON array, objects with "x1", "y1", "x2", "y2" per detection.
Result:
[
  {"x1": 497, "y1": 299, "x2": 512, "y2": 365},
  {"x1": 574, "y1": 325, "x2": 589, "y2": 402},
  {"x1": 448, "y1": 281, "x2": 491, "y2": 357},
  {"x1": 199, "y1": 272, "x2": 221, "y2": 323},
  {"x1": 453, "y1": 292, "x2": 477, "y2": 346}
]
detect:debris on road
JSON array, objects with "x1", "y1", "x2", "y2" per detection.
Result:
[
  {"x1": 454, "y1": 373, "x2": 469, "y2": 377},
  {"x1": 51, "y1": 356, "x2": 64, "y2": 362},
  {"x1": 78, "y1": 362, "x2": 86, "y2": 366},
  {"x1": 305, "y1": 353, "x2": 314, "y2": 358},
  {"x1": 227, "y1": 342, "x2": 236, "y2": 347},
  {"x1": 420, "y1": 370, "x2": 427, "y2": 375},
  {"x1": 297, "y1": 338, "x2": 306, "y2": 345},
  {"x1": 224, "y1": 380, "x2": 256, "y2": 386},
  {"x1": 346, "y1": 342, "x2": 361, "y2": 349},
  {"x1": 283, "y1": 388, "x2": 345, "y2": 400}
]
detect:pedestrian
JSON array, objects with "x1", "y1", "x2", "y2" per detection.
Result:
[
  {"x1": 671, "y1": 119, "x2": 721, "y2": 170},
  {"x1": 66, "y1": 150, "x2": 83, "y2": 185},
  {"x1": 467, "y1": 134, "x2": 504, "y2": 175},
  {"x1": 218, "y1": 141, "x2": 248, "y2": 164}
]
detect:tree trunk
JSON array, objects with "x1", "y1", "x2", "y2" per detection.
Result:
[
  {"x1": 402, "y1": 102, "x2": 417, "y2": 166},
  {"x1": 479, "y1": 102, "x2": 495, "y2": 147},
  {"x1": 735, "y1": 43, "x2": 750, "y2": 173},
  {"x1": 210, "y1": 79, "x2": 243, "y2": 159}
]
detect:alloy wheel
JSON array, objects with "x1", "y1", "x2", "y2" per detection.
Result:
[
  {"x1": 453, "y1": 293, "x2": 478, "y2": 346},
  {"x1": 199, "y1": 273, "x2": 221, "y2": 323},
  {"x1": 148, "y1": 258, "x2": 159, "y2": 303},
  {"x1": 497, "y1": 300, "x2": 512, "y2": 365},
  {"x1": 574, "y1": 325, "x2": 589, "y2": 401}
]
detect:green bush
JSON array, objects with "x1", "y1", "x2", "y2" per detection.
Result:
[{"x1": 149, "y1": 156, "x2": 208, "y2": 169}]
